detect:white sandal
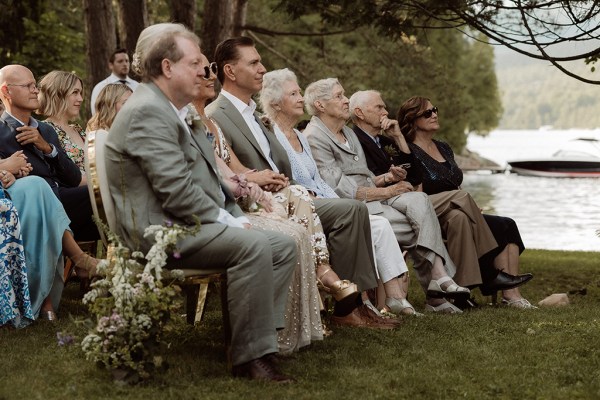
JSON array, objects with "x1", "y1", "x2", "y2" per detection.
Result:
[
  {"x1": 385, "y1": 298, "x2": 424, "y2": 317},
  {"x1": 424, "y1": 301, "x2": 463, "y2": 314},
  {"x1": 502, "y1": 298, "x2": 538, "y2": 309},
  {"x1": 427, "y1": 276, "x2": 470, "y2": 299}
]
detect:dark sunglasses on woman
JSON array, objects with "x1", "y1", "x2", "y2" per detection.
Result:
[
  {"x1": 419, "y1": 106, "x2": 439, "y2": 119},
  {"x1": 202, "y1": 62, "x2": 218, "y2": 80}
]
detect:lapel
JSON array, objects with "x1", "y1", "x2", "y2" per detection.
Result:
[
  {"x1": 0, "y1": 112, "x2": 47, "y2": 161},
  {"x1": 310, "y1": 116, "x2": 358, "y2": 156},
  {"x1": 354, "y1": 125, "x2": 389, "y2": 166},
  {"x1": 217, "y1": 94, "x2": 270, "y2": 162}
]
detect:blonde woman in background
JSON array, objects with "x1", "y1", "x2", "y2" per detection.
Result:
[{"x1": 37, "y1": 71, "x2": 87, "y2": 185}]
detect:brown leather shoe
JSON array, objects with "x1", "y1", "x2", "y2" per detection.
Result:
[
  {"x1": 330, "y1": 305, "x2": 397, "y2": 329},
  {"x1": 361, "y1": 304, "x2": 402, "y2": 328},
  {"x1": 232, "y1": 356, "x2": 295, "y2": 383}
]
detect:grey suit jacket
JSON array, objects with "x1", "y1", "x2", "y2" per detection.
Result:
[
  {"x1": 304, "y1": 116, "x2": 385, "y2": 215},
  {"x1": 206, "y1": 94, "x2": 293, "y2": 179},
  {"x1": 105, "y1": 83, "x2": 244, "y2": 252}
]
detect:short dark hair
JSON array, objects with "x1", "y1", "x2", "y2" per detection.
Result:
[
  {"x1": 109, "y1": 48, "x2": 128, "y2": 63},
  {"x1": 214, "y1": 36, "x2": 255, "y2": 84}
]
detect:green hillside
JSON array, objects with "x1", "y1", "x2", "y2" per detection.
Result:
[{"x1": 496, "y1": 54, "x2": 600, "y2": 130}]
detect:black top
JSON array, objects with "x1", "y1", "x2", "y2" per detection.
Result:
[
  {"x1": 353, "y1": 125, "x2": 423, "y2": 187},
  {"x1": 409, "y1": 139, "x2": 463, "y2": 195}
]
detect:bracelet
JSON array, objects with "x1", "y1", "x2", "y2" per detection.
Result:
[{"x1": 383, "y1": 173, "x2": 388, "y2": 185}]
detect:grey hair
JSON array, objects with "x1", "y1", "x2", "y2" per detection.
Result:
[
  {"x1": 259, "y1": 68, "x2": 298, "y2": 120},
  {"x1": 132, "y1": 23, "x2": 200, "y2": 82},
  {"x1": 304, "y1": 78, "x2": 340, "y2": 116},
  {"x1": 349, "y1": 90, "x2": 381, "y2": 123}
]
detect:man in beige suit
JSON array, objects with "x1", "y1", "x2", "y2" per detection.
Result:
[
  {"x1": 104, "y1": 23, "x2": 296, "y2": 382},
  {"x1": 206, "y1": 37, "x2": 399, "y2": 328}
]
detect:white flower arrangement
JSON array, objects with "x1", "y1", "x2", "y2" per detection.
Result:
[{"x1": 81, "y1": 220, "x2": 199, "y2": 384}]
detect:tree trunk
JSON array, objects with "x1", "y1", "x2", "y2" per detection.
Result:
[
  {"x1": 83, "y1": 0, "x2": 116, "y2": 118},
  {"x1": 170, "y1": 0, "x2": 196, "y2": 31},
  {"x1": 116, "y1": 0, "x2": 148, "y2": 56},
  {"x1": 201, "y1": 0, "x2": 248, "y2": 61}
]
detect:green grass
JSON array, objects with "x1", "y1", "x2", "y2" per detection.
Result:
[{"x1": 1, "y1": 249, "x2": 600, "y2": 400}]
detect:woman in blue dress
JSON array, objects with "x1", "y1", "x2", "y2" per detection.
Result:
[{"x1": 1, "y1": 153, "x2": 98, "y2": 321}]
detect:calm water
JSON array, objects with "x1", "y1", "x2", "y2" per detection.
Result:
[{"x1": 464, "y1": 130, "x2": 600, "y2": 252}]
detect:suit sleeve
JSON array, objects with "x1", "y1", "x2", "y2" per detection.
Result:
[
  {"x1": 40, "y1": 124, "x2": 82, "y2": 187},
  {"x1": 126, "y1": 106, "x2": 224, "y2": 225},
  {"x1": 306, "y1": 131, "x2": 359, "y2": 199}
]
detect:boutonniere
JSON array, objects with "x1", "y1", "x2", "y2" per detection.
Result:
[
  {"x1": 185, "y1": 104, "x2": 205, "y2": 130},
  {"x1": 260, "y1": 114, "x2": 273, "y2": 131},
  {"x1": 383, "y1": 144, "x2": 399, "y2": 158}
]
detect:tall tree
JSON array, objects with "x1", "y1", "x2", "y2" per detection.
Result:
[
  {"x1": 201, "y1": 0, "x2": 248, "y2": 60},
  {"x1": 170, "y1": 0, "x2": 196, "y2": 30},
  {"x1": 83, "y1": 0, "x2": 116, "y2": 116},
  {"x1": 116, "y1": 0, "x2": 148, "y2": 57}
]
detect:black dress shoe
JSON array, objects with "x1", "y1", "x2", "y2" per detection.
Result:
[
  {"x1": 453, "y1": 296, "x2": 479, "y2": 311},
  {"x1": 232, "y1": 356, "x2": 295, "y2": 383},
  {"x1": 480, "y1": 271, "x2": 533, "y2": 295}
]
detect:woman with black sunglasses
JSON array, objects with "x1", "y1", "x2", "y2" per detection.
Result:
[{"x1": 397, "y1": 96, "x2": 535, "y2": 309}]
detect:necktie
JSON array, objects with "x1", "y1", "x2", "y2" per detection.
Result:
[{"x1": 118, "y1": 79, "x2": 127, "y2": 85}]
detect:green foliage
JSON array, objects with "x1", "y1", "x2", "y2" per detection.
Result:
[
  {"x1": 249, "y1": 0, "x2": 502, "y2": 151},
  {"x1": 11, "y1": 5, "x2": 85, "y2": 81}
]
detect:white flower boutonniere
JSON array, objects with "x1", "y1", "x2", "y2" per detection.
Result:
[{"x1": 185, "y1": 104, "x2": 205, "y2": 131}]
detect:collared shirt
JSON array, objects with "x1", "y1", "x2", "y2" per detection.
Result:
[
  {"x1": 6, "y1": 111, "x2": 57, "y2": 157},
  {"x1": 90, "y1": 73, "x2": 139, "y2": 115},
  {"x1": 220, "y1": 89, "x2": 279, "y2": 172},
  {"x1": 169, "y1": 102, "x2": 249, "y2": 229}
]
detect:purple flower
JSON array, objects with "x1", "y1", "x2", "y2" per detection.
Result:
[
  {"x1": 173, "y1": 250, "x2": 181, "y2": 259},
  {"x1": 57, "y1": 331, "x2": 75, "y2": 346},
  {"x1": 164, "y1": 219, "x2": 173, "y2": 227}
]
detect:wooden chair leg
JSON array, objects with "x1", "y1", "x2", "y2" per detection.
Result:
[{"x1": 183, "y1": 284, "x2": 200, "y2": 325}]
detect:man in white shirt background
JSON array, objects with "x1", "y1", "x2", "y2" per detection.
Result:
[{"x1": 90, "y1": 48, "x2": 139, "y2": 115}]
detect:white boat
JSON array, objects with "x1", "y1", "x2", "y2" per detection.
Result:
[{"x1": 507, "y1": 138, "x2": 600, "y2": 177}]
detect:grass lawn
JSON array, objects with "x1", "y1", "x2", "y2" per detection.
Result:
[{"x1": 1, "y1": 249, "x2": 599, "y2": 400}]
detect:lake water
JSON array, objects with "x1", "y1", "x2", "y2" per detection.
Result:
[{"x1": 464, "y1": 130, "x2": 600, "y2": 252}]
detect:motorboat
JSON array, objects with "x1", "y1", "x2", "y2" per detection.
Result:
[{"x1": 507, "y1": 138, "x2": 600, "y2": 177}]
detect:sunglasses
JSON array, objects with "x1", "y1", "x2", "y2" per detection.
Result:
[
  {"x1": 202, "y1": 62, "x2": 218, "y2": 80},
  {"x1": 418, "y1": 106, "x2": 439, "y2": 119}
]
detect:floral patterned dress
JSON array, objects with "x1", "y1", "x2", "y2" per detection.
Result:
[
  {"x1": 0, "y1": 190, "x2": 33, "y2": 328},
  {"x1": 209, "y1": 119, "x2": 324, "y2": 354},
  {"x1": 47, "y1": 121, "x2": 86, "y2": 172}
]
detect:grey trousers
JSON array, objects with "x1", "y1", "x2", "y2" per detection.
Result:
[
  {"x1": 377, "y1": 191, "x2": 457, "y2": 290},
  {"x1": 176, "y1": 227, "x2": 296, "y2": 366},
  {"x1": 314, "y1": 198, "x2": 378, "y2": 291}
]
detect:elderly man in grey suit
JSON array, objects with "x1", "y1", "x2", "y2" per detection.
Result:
[
  {"x1": 206, "y1": 37, "x2": 398, "y2": 328},
  {"x1": 104, "y1": 23, "x2": 296, "y2": 383}
]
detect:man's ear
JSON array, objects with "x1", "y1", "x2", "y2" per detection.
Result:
[
  {"x1": 223, "y1": 64, "x2": 235, "y2": 82},
  {"x1": 354, "y1": 107, "x2": 365, "y2": 120},
  {"x1": 161, "y1": 59, "x2": 172, "y2": 78}
]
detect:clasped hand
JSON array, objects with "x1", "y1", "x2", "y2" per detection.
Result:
[
  {"x1": 247, "y1": 169, "x2": 289, "y2": 192},
  {"x1": 4, "y1": 151, "x2": 32, "y2": 177},
  {"x1": 16, "y1": 126, "x2": 52, "y2": 154}
]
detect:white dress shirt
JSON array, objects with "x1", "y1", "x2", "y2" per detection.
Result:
[{"x1": 90, "y1": 73, "x2": 139, "y2": 115}]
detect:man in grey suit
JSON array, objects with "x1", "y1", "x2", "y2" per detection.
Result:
[
  {"x1": 104, "y1": 23, "x2": 296, "y2": 382},
  {"x1": 206, "y1": 37, "x2": 397, "y2": 328}
]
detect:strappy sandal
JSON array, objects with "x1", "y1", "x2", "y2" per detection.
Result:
[
  {"x1": 385, "y1": 298, "x2": 424, "y2": 317},
  {"x1": 70, "y1": 253, "x2": 99, "y2": 279},
  {"x1": 424, "y1": 301, "x2": 463, "y2": 314},
  {"x1": 317, "y1": 268, "x2": 359, "y2": 302},
  {"x1": 427, "y1": 276, "x2": 470, "y2": 299},
  {"x1": 502, "y1": 298, "x2": 538, "y2": 309}
]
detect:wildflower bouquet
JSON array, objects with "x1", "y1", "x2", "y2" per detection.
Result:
[{"x1": 81, "y1": 222, "x2": 198, "y2": 383}]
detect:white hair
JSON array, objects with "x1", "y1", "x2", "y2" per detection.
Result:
[
  {"x1": 348, "y1": 90, "x2": 381, "y2": 122},
  {"x1": 304, "y1": 78, "x2": 340, "y2": 116},
  {"x1": 259, "y1": 68, "x2": 298, "y2": 119}
]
